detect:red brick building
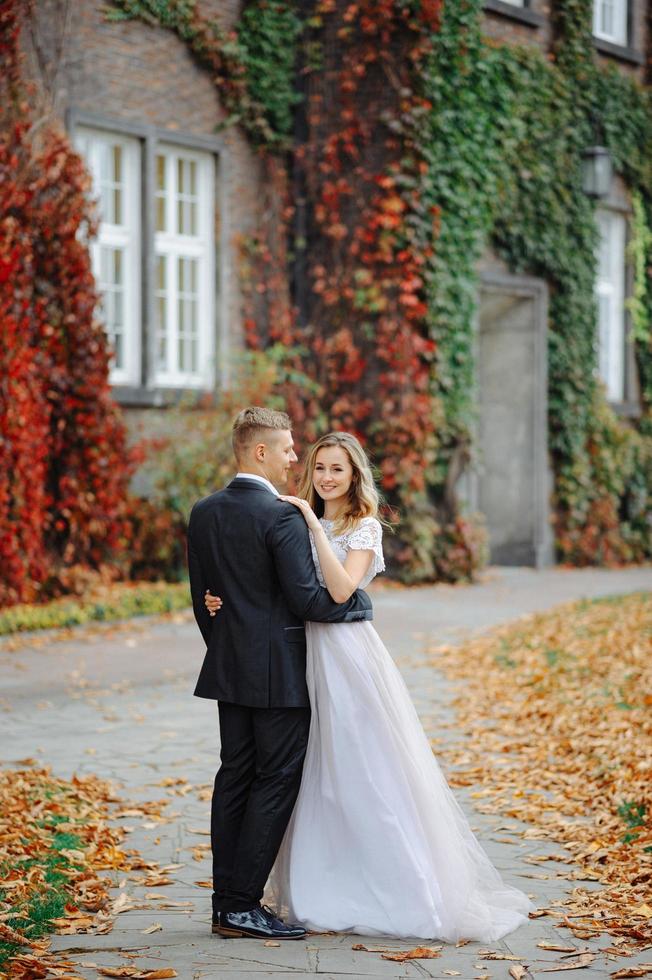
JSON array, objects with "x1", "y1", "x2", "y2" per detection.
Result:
[{"x1": 22, "y1": 0, "x2": 651, "y2": 567}]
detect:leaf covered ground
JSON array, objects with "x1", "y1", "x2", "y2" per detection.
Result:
[
  {"x1": 0, "y1": 767, "x2": 175, "y2": 979},
  {"x1": 431, "y1": 591, "x2": 652, "y2": 949}
]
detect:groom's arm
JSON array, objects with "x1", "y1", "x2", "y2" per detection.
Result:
[{"x1": 271, "y1": 507, "x2": 372, "y2": 623}]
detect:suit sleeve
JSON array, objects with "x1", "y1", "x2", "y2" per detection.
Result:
[
  {"x1": 270, "y1": 506, "x2": 373, "y2": 623},
  {"x1": 187, "y1": 511, "x2": 213, "y2": 647}
]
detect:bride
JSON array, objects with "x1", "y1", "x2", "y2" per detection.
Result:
[{"x1": 205, "y1": 431, "x2": 531, "y2": 941}]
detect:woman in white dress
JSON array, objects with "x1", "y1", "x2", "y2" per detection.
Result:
[{"x1": 205, "y1": 431, "x2": 531, "y2": 941}]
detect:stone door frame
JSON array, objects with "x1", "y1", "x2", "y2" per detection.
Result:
[{"x1": 468, "y1": 270, "x2": 554, "y2": 568}]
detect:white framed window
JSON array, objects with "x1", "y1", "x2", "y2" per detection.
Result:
[
  {"x1": 75, "y1": 128, "x2": 141, "y2": 386},
  {"x1": 595, "y1": 209, "x2": 627, "y2": 402},
  {"x1": 154, "y1": 145, "x2": 215, "y2": 388},
  {"x1": 593, "y1": 0, "x2": 628, "y2": 45}
]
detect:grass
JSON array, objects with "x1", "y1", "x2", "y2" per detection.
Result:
[{"x1": 0, "y1": 580, "x2": 191, "y2": 636}]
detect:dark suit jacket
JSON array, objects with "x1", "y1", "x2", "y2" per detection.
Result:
[{"x1": 188, "y1": 477, "x2": 373, "y2": 708}]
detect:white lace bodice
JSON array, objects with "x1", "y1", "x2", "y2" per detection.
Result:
[{"x1": 309, "y1": 515, "x2": 385, "y2": 590}]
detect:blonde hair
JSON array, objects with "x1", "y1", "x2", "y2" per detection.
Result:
[
  {"x1": 232, "y1": 406, "x2": 291, "y2": 460},
  {"x1": 297, "y1": 432, "x2": 379, "y2": 536}
]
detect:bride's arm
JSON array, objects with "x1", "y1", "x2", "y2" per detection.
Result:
[
  {"x1": 279, "y1": 496, "x2": 372, "y2": 604},
  {"x1": 312, "y1": 523, "x2": 373, "y2": 603}
]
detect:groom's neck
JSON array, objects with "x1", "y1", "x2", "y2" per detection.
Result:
[{"x1": 236, "y1": 461, "x2": 277, "y2": 485}]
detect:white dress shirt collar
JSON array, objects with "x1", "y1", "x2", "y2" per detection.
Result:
[{"x1": 235, "y1": 472, "x2": 280, "y2": 497}]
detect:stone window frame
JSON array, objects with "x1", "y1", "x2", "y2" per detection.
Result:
[
  {"x1": 594, "y1": 179, "x2": 642, "y2": 418},
  {"x1": 482, "y1": 0, "x2": 545, "y2": 30},
  {"x1": 67, "y1": 109, "x2": 230, "y2": 407}
]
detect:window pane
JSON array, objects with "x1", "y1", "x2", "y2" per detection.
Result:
[
  {"x1": 97, "y1": 245, "x2": 126, "y2": 370},
  {"x1": 594, "y1": 0, "x2": 627, "y2": 43},
  {"x1": 595, "y1": 210, "x2": 626, "y2": 402},
  {"x1": 113, "y1": 145, "x2": 122, "y2": 184},
  {"x1": 175, "y1": 155, "x2": 200, "y2": 236},
  {"x1": 113, "y1": 187, "x2": 122, "y2": 226},
  {"x1": 177, "y1": 256, "x2": 199, "y2": 374},
  {"x1": 156, "y1": 154, "x2": 165, "y2": 192},
  {"x1": 96, "y1": 141, "x2": 124, "y2": 225},
  {"x1": 156, "y1": 154, "x2": 166, "y2": 232}
]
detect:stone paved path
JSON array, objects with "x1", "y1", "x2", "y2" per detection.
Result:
[{"x1": 2, "y1": 565, "x2": 651, "y2": 980}]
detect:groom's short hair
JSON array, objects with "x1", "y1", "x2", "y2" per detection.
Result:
[{"x1": 232, "y1": 406, "x2": 292, "y2": 459}]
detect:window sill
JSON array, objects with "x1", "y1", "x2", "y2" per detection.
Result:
[
  {"x1": 610, "y1": 399, "x2": 642, "y2": 419},
  {"x1": 483, "y1": 0, "x2": 544, "y2": 28},
  {"x1": 593, "y1": 37, "x2": 645, "y2": 65},
  {"x1": 111, "y1": 385, "x2": 213, "y2": 407}
]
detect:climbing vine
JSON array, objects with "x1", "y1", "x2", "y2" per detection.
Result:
[
  {"x1": 0, "y1": 1, "x2": 140, "y2": 606},
  {"x1": 107, "y1": 0, "x2": 652, "y2": 576}
]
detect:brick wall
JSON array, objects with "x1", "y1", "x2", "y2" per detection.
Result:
[
  {"x1": 481, "y1": 0, "x2": 647, "y2": 82},
  {"x1": 481, "y1": 0, "x2": 553, "y2": 52},
  {"x1": 24, "y1": 0, "x2": 267, "y2": 358}
]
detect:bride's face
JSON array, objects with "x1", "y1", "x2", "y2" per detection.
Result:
[{"x1": 312, "y1": 446, "x2": 353, "y2": 505}]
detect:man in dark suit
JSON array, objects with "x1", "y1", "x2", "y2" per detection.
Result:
[{"x1": 188, "y1": 407, "x2": 373, "y2": 940}]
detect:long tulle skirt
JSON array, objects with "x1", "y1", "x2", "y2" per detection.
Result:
[{"x1": 269, "y1": 621, "x2": 532, "y2": 941}]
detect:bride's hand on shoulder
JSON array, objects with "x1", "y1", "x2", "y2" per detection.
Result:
[
  {"x1": 204, "y1": 590, "x2": 223, "y2": 617},
  {"x1": 278, "y1": 495, "x2": 320, "y2": 532}
]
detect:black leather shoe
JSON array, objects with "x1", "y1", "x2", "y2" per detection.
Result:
[{"x1": 212, "y1": 904, "x2": 306, "y2": 939}]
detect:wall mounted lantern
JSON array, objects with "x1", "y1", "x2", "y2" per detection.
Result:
[{"x1": 581, "y1": 145, "x2": 613, "y2": 198}]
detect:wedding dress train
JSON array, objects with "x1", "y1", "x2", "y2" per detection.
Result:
[{"x1": 270, "y1": 517, "x2": 531, "y2": 941}]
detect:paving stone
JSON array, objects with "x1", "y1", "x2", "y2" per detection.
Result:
[{"x1": 2, "y1": 565, "x2": 651, "y2": 977}]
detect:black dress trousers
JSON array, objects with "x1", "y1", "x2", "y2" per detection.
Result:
[{"x1": 211, "y1": 700, "x2": 311, "y2": 913}]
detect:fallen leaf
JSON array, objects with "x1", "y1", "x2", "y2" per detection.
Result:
[
  {"x1": 509, "y1": 967, "x2": 531, "y2": 980},
  {"x1": 111, "y1": 892, "x2": 136, "y2": 914},
  {"x1": 611, "y1": 970, "x2": 652, "y2": 979},
  {"x1": 381, "y1": 946, "x2": 442, "y2": 961},
  {"x1": 264, "y1": 940, "x2": 281, "y2": 947},
  {"x1": 538, "y1": 953, "x2": 595, "y2": 972},
  {"x1": 431, "y1": 594, "x2": 652, "y2": 950},
  {"x1": 97, "y1": 969, "x2": 138, "y2": 978},
  {"x1": 0, "y1": 921, "x2": 37, "y2": 947},
  {"x1": 141, "y1": 922, "x2": 163, "y2": 934},
  {"x1": 479, "y1": 950, "x2": 525, "y2": 961},
  {"x1": 352, "y1": 944, "x2": 396, "y2": 952},
  {"x1": 538, "y1": 944, "x2": 578, "y2": 953},
  {"x1": 133, "y1": 972, "x2": 177, "y2": 980}
]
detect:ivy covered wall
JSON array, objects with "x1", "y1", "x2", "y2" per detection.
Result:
[{"x1": 109, "y1": 0, "x2": 652, "y2": 579}]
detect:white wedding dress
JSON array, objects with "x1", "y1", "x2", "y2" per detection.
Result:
[{"x1": 269, "y1": 516, "x2": 532, "y2": 941}]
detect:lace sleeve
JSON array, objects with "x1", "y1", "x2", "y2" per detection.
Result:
[{"x1": 346, "y1": 517, "x2": 385, "y2": 580}]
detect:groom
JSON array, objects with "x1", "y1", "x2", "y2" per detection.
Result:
[{"x1": 188, "y1": 406, "x2": 373, "y2": 940}]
